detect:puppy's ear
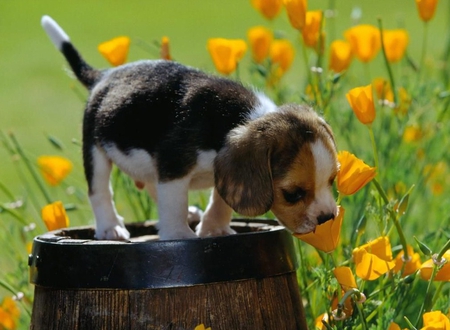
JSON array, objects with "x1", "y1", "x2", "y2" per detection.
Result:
[{"x1": 214, "y1": 125, "x2": 273, "y2": 216}]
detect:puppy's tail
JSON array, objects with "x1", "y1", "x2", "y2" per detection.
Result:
[{"x1": 41, "y1": 15, "x2": 101, "y2": 89}]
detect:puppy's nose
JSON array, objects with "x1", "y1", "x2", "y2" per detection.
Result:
[{"x1": 317, "y1": 213, "x2": 335, "y2": 225}]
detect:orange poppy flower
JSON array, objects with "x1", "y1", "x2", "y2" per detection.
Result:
[
  {"x1": 0, "y1": 297, "x2": 20, "y2": 330},
  {"x1": 403, "y1": 125, "x2": 423, "y2": 143},
  {"x1": 416, "y1": 0, "x2": 439, "y2": 22},
  {"x1": 314, "y1": 313, "x2": 329, "y2": 329},
  {"x1": 333, "y1": 266, "x2": 357, "y2": 292},
  {"x1": 353, "y1": 236, "x2": 396, "y2": 280},
  {"x1": 388, "y1": 322, "x2": 401, "y2": 330},
  {"x1": 329, "y1": 40, "x2": 353, "y2": 73},
  {"x1": 283, "y1": 0, "x2": 307, "y2": 30},
  {"x1": 251, "y1": 0, "x2": 283, "y2": 20},
  {"x1": 372, "y1": 78, "x2": 394, "y2": 103},
  {"x1": 302, "y1": 11, "x2": 323, "y2": 50},
  {"x1": 420, "y1": 250, "x2": 450, "y2": 281},
  {"x1": 160, "y1": 36, "x2": 172, "y2": 61},
  {"x1": 422, "y1": 311, "x2": 450, "y2": 329},
  {"x1": 98, "y1": 36, "x2": 131, "y2": 66},
  {"x1": 382, "y1": 29, "x2": 409, "y2": 63},
  {"x1": 337, "y1": 151, "x2": 376, "y2": 196},
  {"x1": 207, "y1": 38, "x2": 247, "y2": 75},
  {"x1": 294, "y1": 206, "x2": 344, "y2": 253},
  {"x1": 393, "y1": 245, "x2": 422, "y2": 277},
  {"x1": 41, "y1": 201, "x2": 70, "y2": 231},
  {"x1": 37, "y1": 155, "x2": 73, "y2": 186},
  {"x1": 346, "y1": 84, "x2": 376, "y2": 125},
  {"x1": 331, "y1": 290, "x2": 354, "y2": 320},
  {"x1": 247, "y1": 26, "x2": 273, "y2": 64},
  {"x1": 194, "y1": 324, "x2": 212, "y2": 330},
  {"x1": 345, "y1": 24, "x2": 380, "y2": 63},
  {"x1": 269, "y1": 39, "x2": 295, "y2": 73}
]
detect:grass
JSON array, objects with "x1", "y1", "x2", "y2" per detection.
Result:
[{"x1": 1, "y1": 0, "x2": 450, "y2": 328}]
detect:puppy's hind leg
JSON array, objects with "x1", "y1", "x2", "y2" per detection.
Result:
[
  {"x1": 196, "y1": 188, "x2": 236, "y2": 237},
  {"x1": 87, "y1": 146, "x2": 130, "y2": 240}
]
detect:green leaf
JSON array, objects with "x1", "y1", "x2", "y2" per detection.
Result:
[{"x1": 414, "y1": 236, "x2": 433, "y2": 257}]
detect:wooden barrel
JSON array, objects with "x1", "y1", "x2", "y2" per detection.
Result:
[{"x1": 29, "y1": 220, "x2": 307, "y2": 330}]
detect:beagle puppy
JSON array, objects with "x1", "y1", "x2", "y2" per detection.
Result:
[{"x1": 41, "y1": 16, "x2": 338, "y2": 240}]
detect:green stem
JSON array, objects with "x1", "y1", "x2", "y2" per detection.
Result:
[
  {"x1": 437, "y1": 238, "x2": 450, "y2": 260},
  {"x1": 8, "y1": 132, "x2": 52, "y2": 204},
  {"x1": 372, "y1": 178, "x2": 409, "y2": 260},
  {"x1": 377, "y1": 18, "x2": 398, "y2": 105},
  {"x1": 415, "y1": 264, "x2": 438, "y2": 327},
  {"x1": 419, "y1": 21, "x2": 429, "y2": 80},
  {"x1": 368, "y1": 125, "x2": 379, "y2": 172}
]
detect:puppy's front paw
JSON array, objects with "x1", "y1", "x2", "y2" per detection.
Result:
[
  {"x1": 195, "y1": 223, "x2": 237, "y2": 238},
  {"x1": 96, "y1": 225, "x2": 130, "y2": 241},
  {"x1": 158, "y1": 228, "x2": 198, "y2": 240}
]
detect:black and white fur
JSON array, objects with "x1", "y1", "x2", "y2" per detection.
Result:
[{"x1": 41, "y1": 15, "x2": 338, "y2": 240}]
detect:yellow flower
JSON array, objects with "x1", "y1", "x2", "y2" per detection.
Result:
[
  {"x1": 416, "y1": 0, "x2": 439, "y2": 22},
  {"x1": 388, "y1": 322, "x2": 401, "y2": 330},
  {"x1": 194, "y1": 324, "x2": 212, "y2": 330},
  {"x1": 331, "y1": 290, "x2": 353, "y2": 320},
  {"x1": 393, "y1": 245, "x2": 422, "y2": 277},
  {"x1": 337, "y1": 151, "x2": 376, "y2": 196},
  {"x1": 403, "y1": 125, "x2": 423, "y2": 143},
  {"x1": 160, "y1": 36, "x2": 172, "y2": 61},
  {"x1": 382, "y1": 29, "x2": 409, "y2": 63},
  {"x1": 294, "y1": 206, "x2": 344, "y2": 253},
  {"x1": 247, "y1": 26, "x2": 273, "y2": 63},
  {"x1": 269, "y1": 39, "x2": 295, "y2": 75},
  {"x1": 26, "y1": 241, "x2": 33, "y2": 254},
  {"x1": 41, "y1": 201, "x2": 70, "y2": 231},
  {"x1": 37, "y1": 155, "x2": 73, "y2": 186},
  {"x1": 302, "y1": 11, "x2": 323, "y2": 50},
  {"x1": 420, "y1": 250, "x2": 450, "y2": 281},
  {"x1": 207, "y1": 38, "x2": 247, "y2": 75},
  {"x1": 424, "y1": 162, "x2": 448, "y2": 196},
  {"x1": 353, "y1": 236, "x2": 396, "y2": 280},
  {"x1": 98, "y1": 36, "x2": 131, "y2": 66},
  {"x1": 251, "y1": 0, "x2": 283, "y2": 20},
  {"x1": 346, "y1": 84, "x2": 376, "y2": 125},
  {"x1": 395, "y1": 87, "x2": 412, "y2": 115},
  {"x1": 329, "y1": 40, "x2": 353, "y2": 73},
  {"x1": 421, "y1": 311, "x2": 450, "y2": 329},
  {"x1": 345, "y1": 24, "x2": 380, "y2": 63},
  {"x1": 333, "y1": 266, "x2": 357, "y2": 292},
  {"x1": 314, "y1": 313, "x2": 329, "y2": 329},
  {"x1": 283, "y1": 0, "x2": 307, "y2": 30},
  {"x1": 0, "y1": 296, "x2": 20, "y2": 330},
  {"x1": 372, "y1": 78, "x2": 394, "y2": 103}
]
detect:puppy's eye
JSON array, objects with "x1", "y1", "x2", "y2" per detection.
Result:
[{"x1": 283, "y1": 188, "x2": 306, "y2": 204}]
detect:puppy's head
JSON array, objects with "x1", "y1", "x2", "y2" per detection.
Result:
[{"x1": 214, "y1": 104, "x2": 338, "y2": 234}]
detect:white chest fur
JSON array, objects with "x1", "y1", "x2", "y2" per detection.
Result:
[{"x1": 103, "y1": 144, "x2": 217, "y2": 190}]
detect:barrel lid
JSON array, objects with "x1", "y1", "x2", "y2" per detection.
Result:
[{"x1": 29, "y1": 219, "x2": 298, "y2": 289}]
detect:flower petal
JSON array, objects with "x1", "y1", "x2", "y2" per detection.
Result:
[
  {"x1": 294, "y1": 206, "x2": 344, "y2": 253},
  {"x1": 353, "y1": 236, "x2": 395, "y2": 280},
  {"x1": 333, "y1": 266, "x2": 357, "y2": 291},
  {"x1": 38, "y1": 155, "x2": 73, "y2": 186},
  {"x1": 98, "y1": 36, "x2": 130, "y2": 66},
  {"x1": 41, "y1": 201, "x2": 70, "y2": 231},
  {"x1": 337, "y1": 151, "x2": 376, "y2": 195}
]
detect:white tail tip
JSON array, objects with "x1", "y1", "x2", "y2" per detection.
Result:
[{"x1": 41, "y1": 15, "x2": 70, "y2": 50}]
